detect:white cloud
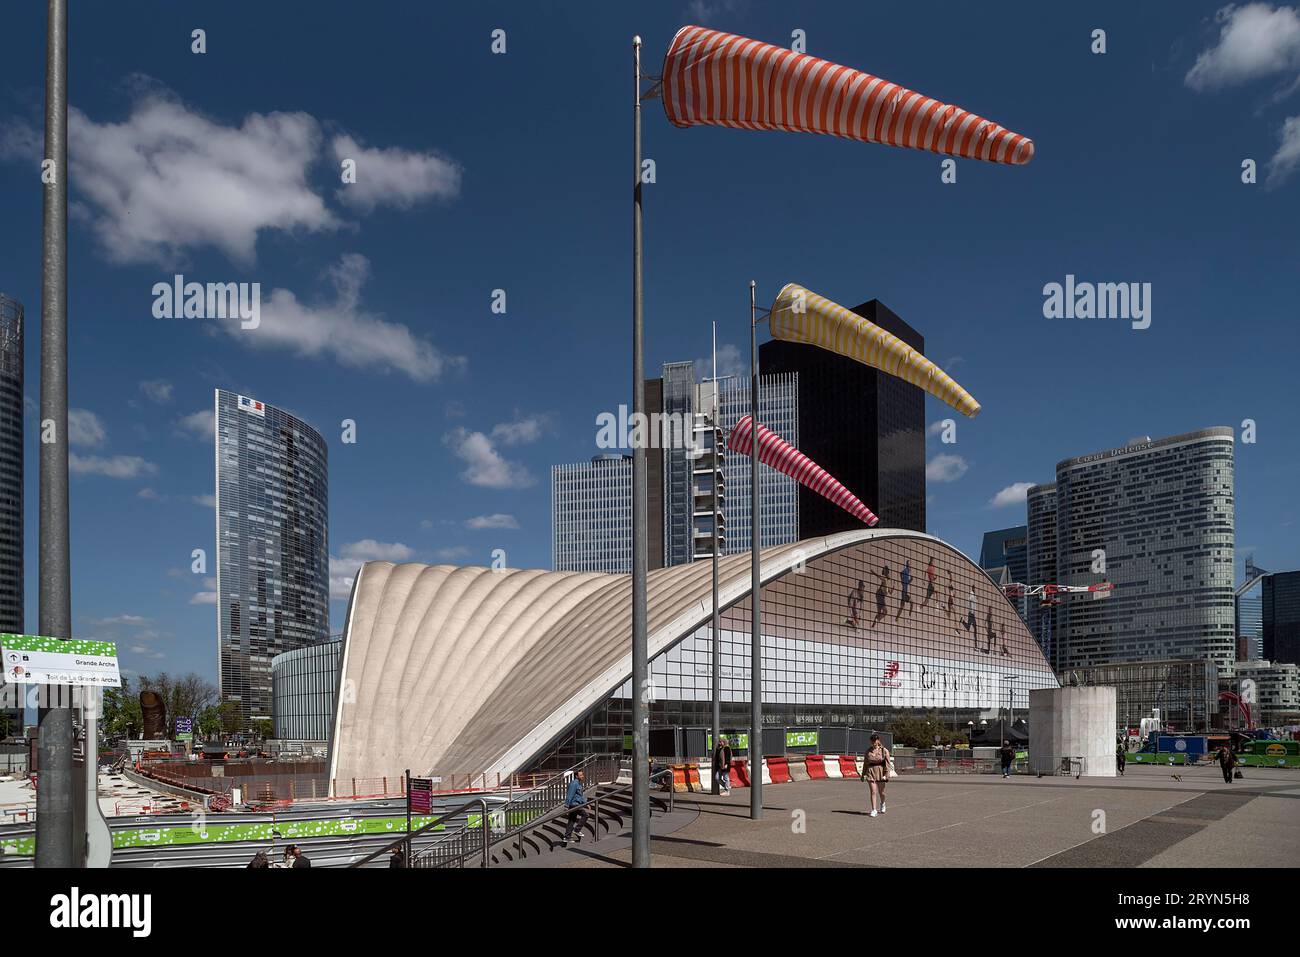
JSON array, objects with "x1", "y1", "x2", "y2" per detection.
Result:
[
  {"x1": 465, "y1": 513, "x2": 519, "y2": 530},
  {"x1": 176, "y1": 408, "x2": 215, "y2": 441},
  {"x1": 694, "y1": 342, "x2": 746, "y2": 382},
  {"x1": 239, "y1": 254, "x2": 465, "y2": 382},
  {"x1": 192, "y1": 494, "x2": 216, "y2": 508},
  {"x1": 489, "y1": 416, "x2": 548, "y2": 446},
  {"x1": 63, "y1": 89, "x2": 337, "y2": 265},
  {"x1": 70, "y1": 453, "x2": 157, "y2": 479},
  {"x1": 925, "y1": 453, "x2": 969, "y2": 483},
  {"x1": 68, "y1": 408, "x2": 107, "y2": 447},
  {"x1": 988, "y1": 482, "x2": 1034, "y2": 508},
  {"x1": 330, "y1": 134, "x2": 461, "y2": 212},
  {"x1": 139, "y1": 379, "x2": 174, "y2": 404},
  {"x1": 87, "y1": 614, "x2": 153, "y2": 626},
  {"x1": 1266, "y1": 113, "x2": 1300, "y2": 184},
  {"x1": 329, "y1": 540, "x2": 416, "y2": 599},
  {"x1": 137, "y1": 487, "x2": 159, "y2": 500},
  {"x1": 1185, "y1": 3, "x2": 1300, "y2": 90},
  {"x1": 191, "y1": 577, "x2": 217, "y2": 605},
  {"x1": 444, "y1": 427, "x2": 535, "y2": 489}
]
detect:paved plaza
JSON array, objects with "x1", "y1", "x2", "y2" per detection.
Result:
[{"x1": 530, "y1": 765, "x2": 1300, "y2": 868}]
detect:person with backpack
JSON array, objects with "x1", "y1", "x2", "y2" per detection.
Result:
[{"x1": 999, "y1": 740, "x2": 1015, "y2": 779}]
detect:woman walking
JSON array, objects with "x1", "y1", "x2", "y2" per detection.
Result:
[{"x1": 861, "y1": 733, "x2": 892, "y2": 818}]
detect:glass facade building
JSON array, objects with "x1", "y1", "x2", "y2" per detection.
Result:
[
  {"x1": 980, "y1": 525, "x2": 1028, "y2": 624},
  {"x1": 1025, "y1": 483, "x2": 1058, "y2": 665},
  {"x1": 215, "y1": 390, "x2": 329, "y2": 725},
  {"x1": 1263, "y1": 570, "x2": 1300, "y2": 666},
  {"x1": 761, "y1": 299, "x2": 926, "y2": 535},
  {"x1": 1032, "y1": 429, "x2": 1236, "y2": 673},
  {"x1": 544, "y1": 533, "x2": 1058, "y2": 766},
  {"x1": 271, "y1": 638, "x2": 343, "y2": 741},
  {"x1": 551, "y1": 365, "x2": 800, "y2": 574},
  {"x1": 552, "y1": 455, "x2": 633, "y2": 572},
  {"x1": 0, "y1": 294, "x2": 21, "y2": 635}
]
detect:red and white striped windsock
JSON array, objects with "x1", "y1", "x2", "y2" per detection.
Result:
[
  {"x1": 661, "y1": 25, "x2": 1033, "y2": 165},
  {"x1": 728, "y1": 415, "x2": 879, "y2": 527}
]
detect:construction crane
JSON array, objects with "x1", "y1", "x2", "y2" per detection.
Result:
[{"x1": 1000, "y1": 581, "x2": 1115, "y2": 605}]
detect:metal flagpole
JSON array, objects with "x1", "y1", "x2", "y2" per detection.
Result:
[
  {"x1": 748, "y1": 280, "x2": 763, "y2": 820},
  {"x1": 710, "y1": 322, "x2": 721, "y2": 794},
  {"x1": 630, "y1": 35, "x2": 650, "y2": 868},
  {"x1": 36, "y1": 0, "x2": 75, "y2": 870}
]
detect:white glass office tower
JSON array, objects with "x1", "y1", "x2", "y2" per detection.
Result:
[
  {"x1": 215, "y1": 390, "x2": 329, "y2": 725},
  {"x1": 552, "y1": 455, "x2": 633, "y2": 572},
  {"x1": 1042, "y1": 429, "x2": 1236, "y2": 671},
  {"x1": 712, "y1": 372, "x2": 799, "y2": 555}
]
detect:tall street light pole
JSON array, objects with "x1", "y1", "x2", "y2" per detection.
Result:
[
  {"x1": 36, "y1": 0, "x2": 75, "y2": 870},
  {"x1": 748, "y1": 280, "x2": 762, "y2": 820},
  {"x1": 630, "y1": 36, "x2": 650, "y2": 868}
]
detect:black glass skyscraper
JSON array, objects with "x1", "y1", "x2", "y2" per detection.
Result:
[
  {"x1": 0, "y1": 294, "x2": 22, "y2": 635},
  {"x1": 215, "y1": 390, "x2": 329, "y2": 725},
  {"x1": 760, "y1": 299, "x2": 926, "y2": 535},
  {"x1": 1263, "y1": 570, "x2": 1300, "y2": 666}
]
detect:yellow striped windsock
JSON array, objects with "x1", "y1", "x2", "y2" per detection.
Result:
[{"x1": 769, "y1": 283, "x2": 981, "y2": 418}]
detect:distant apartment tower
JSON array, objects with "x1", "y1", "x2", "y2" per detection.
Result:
[
  {"x1": 1236, "y1": 575, "x2": 1264, "y2": 663},
  {"x1": 1025, "y1": 484, "x2": 1058, "y2": 663},
  {"x1": 1031, "y1": 429, "x2": 1236, "y2": 672},
  {"x1": 979, "y1": 525, "x2": 1028, "y2": 624},
  {"x1": 1263, "y1": 570, "x2": 1300, "y2": 666},
  {"x1": 215, "y1": 390, "x2": 329, "y2": 725},
  {"x1": 552, "y1": 455, "x2": 633, "y2": 573},
  {"x1": 0, "y1": 294, "x2": 21, "y2": 737},
  {"x1": 761, "y1": 299, "x2": 925, "y2": 534}
]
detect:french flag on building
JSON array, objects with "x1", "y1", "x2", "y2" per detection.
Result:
[{"x1": 237, "y1": 395, "x2": 265, "y2": 417}]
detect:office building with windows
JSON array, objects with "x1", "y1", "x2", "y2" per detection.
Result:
[
  {"x1": 1025, "y1": 483, "x2": 1058, "y2": 664},
  {"x1": 761, "y1": 299, "x2": 926, "y2": 535},
  {"x1": 272, "y1": 638, "x2": 343, "y2": 742},
  {"x1": 1028, "y1": 429, "x2": 1236, "y2": 673},
  {"x1": 215, "y1": 390, "x2": 330, "y2": 725},
  {"x1": 1263, "y1": 569, "x2": 1300, "y2": 666},
  {"x1": 980, "y1": 525, "x2": 1029, "y2": 624},
  {"x1": 0, "y1": 294, "x2": 21, "y2": 635},
  {"x1": 551, "y1": 363, "x2": 799, "y2": 574},
  {"x1": 551, "y1": 455, "x2": 633, "y2": 573}
]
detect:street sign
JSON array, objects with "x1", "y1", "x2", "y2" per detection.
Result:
[
  {"x1": 409, "y1": 777, "x2": 432, "y2": 814},
  {"x1": 175, "y1": 717, "x2": 193, "y2": 741},
  {"x1": 1, "y1": 633, "x2": 121, "y2": 687}
]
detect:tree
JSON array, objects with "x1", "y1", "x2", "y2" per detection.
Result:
[
  {"x1": 253, "y1": 718, "x2": 273, "y2": 741},
  {"x1": 888, "y1": 710, "x2": 968, "y2": 749},
  {"x1": 102, "y1": 677, "x2": 143, "y2": 741}
]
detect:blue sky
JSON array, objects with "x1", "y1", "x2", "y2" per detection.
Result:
[{"x1": 0, "y1": 1, "x2": 1297, "y2": 682}]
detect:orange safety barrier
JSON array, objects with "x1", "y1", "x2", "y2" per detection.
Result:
[
  {"x1": 805, "y1": 755, "x2": 828, "y2": 779},
  {"x1": 730, "y1": 758, "x2": 750, "y2": 788},
  {"x1": 766, "y1": 756, "x2": 793, "y2": 784},
  {"x1": 671, "y1": 764, "x2": 702, "y2": 792},
  {"x1": 838, "y1": 755, "x2": 860, "y2": 778}
]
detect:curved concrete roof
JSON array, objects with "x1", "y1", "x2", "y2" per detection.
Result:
[{"x1": 328, "y1": 528, "x2": 1042, "y2": 783}]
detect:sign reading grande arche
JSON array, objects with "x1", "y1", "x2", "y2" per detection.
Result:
[{"x1": 0, "y1": 633, "x2": 121, "y2": 687}]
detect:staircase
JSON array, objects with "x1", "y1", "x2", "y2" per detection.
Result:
[{"x1": 488, "y1": 784, "x2": 672, "y2": 864}]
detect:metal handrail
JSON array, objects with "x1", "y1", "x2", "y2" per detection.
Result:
[
  {"x1": 349, "y1": 795, "x2": 490, "y2": 868},
  {"x1": 480, "y1": 767, "x2": 675, "y2": 868}
]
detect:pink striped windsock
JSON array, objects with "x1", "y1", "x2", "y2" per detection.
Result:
[{"x1": 728, "y1": 415, "x2": 879, "y2": 527}]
